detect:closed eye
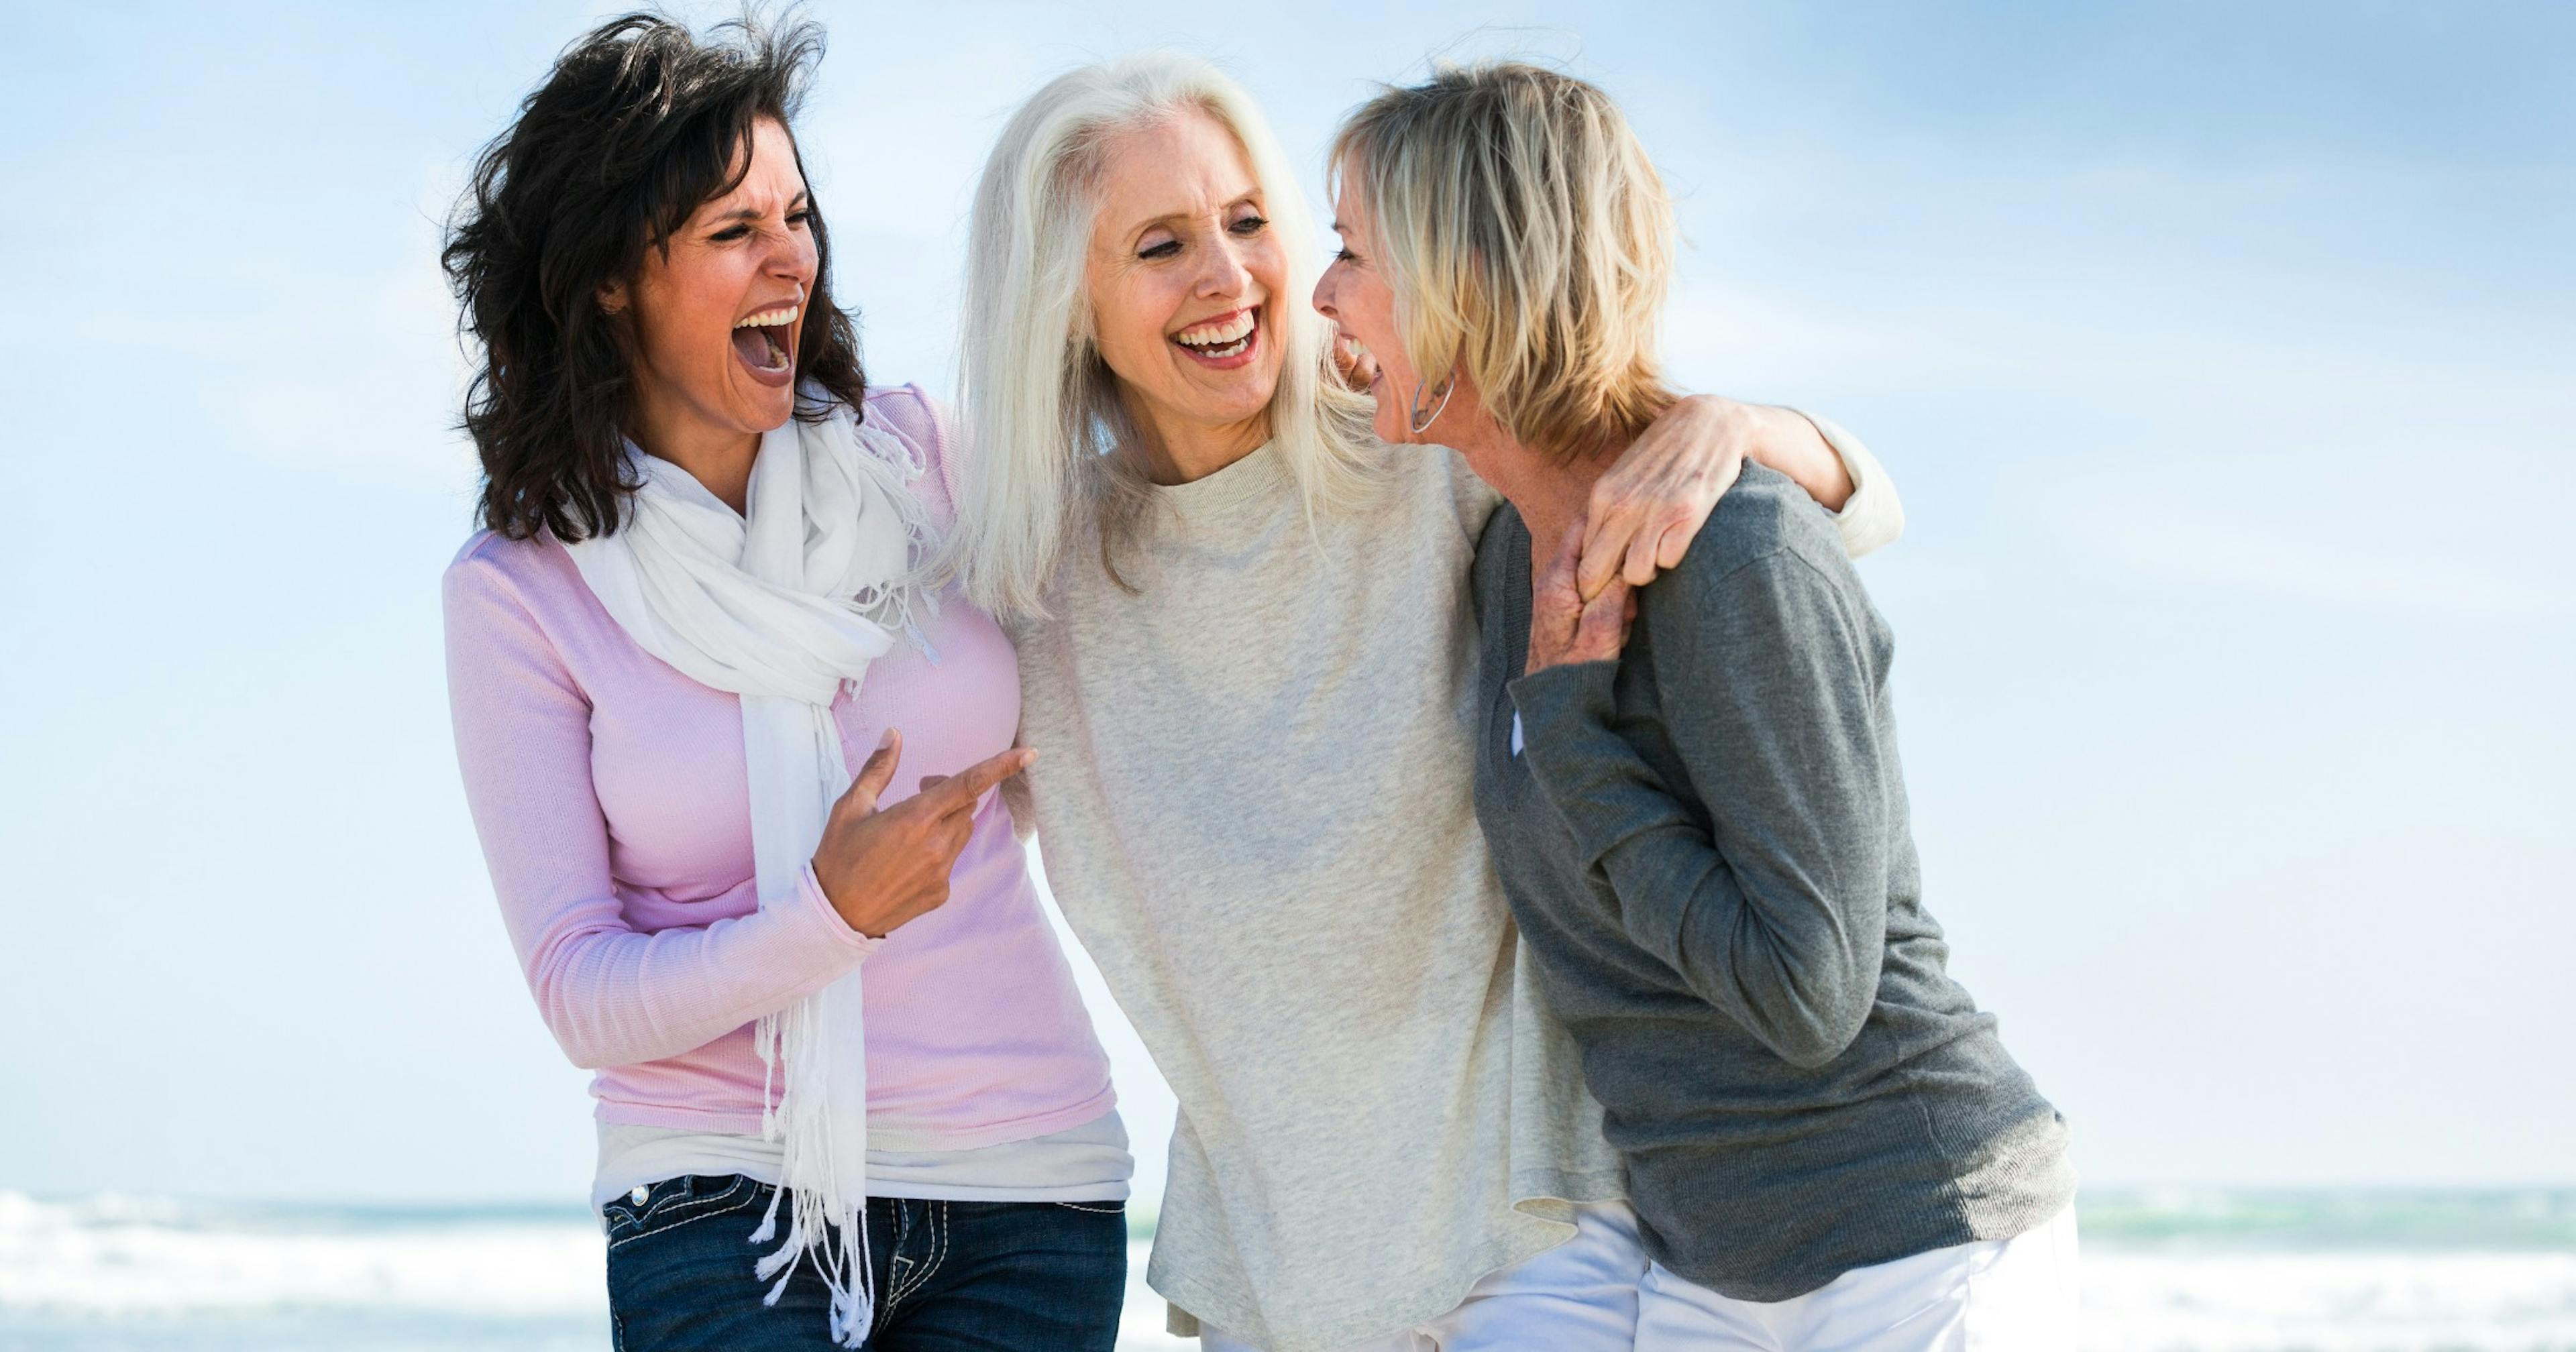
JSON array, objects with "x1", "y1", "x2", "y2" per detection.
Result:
[{"x1": 1140, "y1": 239, "x2": 1181, "y2": 261}]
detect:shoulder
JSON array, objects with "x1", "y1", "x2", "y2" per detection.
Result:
[
  {"x1": 1680, "y1": 463, "x2": 1845, "y2": 577},
  {"x1": 444, "y1": 528, "x2": 551, "y2": 598},
  {"x1": 855, "y1": 382, "x2": 959, "y2": 522},
  {"x1": 1349, "y1": 437, "x2": 1503, "y2": 543},
  {"x1": 441, "y1": 528, "x2": 582, "y2": 634},
  {"x1": 859, "y1": 382, "x2": 947, "y2": 453},
  {"x1": 1646, "y1": 463, "x2": 1866, "y2": 634}
]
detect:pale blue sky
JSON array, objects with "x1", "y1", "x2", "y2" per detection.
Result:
[{"x1": 1, "y1": 1, "x2": 2567, "y2": 1207}]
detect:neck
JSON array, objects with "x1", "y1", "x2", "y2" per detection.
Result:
[
  {"x1": 1444, "y1": 410, "x2": 1625, "y2": 569},
  {"x1": 629, "y1": 392, "x2": 760, "y2": 516},
  {"x1": 1125, "y1": 392, "x2": 1272, "y2": 486}
]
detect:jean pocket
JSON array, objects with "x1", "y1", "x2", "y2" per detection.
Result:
[
  {"x1": 604, "y1": 1174, "x2": 760, "y2": 1250},
  {"x1": 1045, "y1": 1200, "x2": 1127, "y2": 1216}
]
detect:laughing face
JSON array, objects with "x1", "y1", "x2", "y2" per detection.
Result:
[
  {"x1": 603, "y1": 117, "x2": 816, "y2": 455},
  {"x1": 1084, "y1": 108, "x2": 1288, "y2": 469},
  {"x1": 1313, "y1": 173, "x2": 1431, "y2": 447}
]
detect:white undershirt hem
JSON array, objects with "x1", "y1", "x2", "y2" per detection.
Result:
[{"x1": 590, "y1": 1107, "x2": 1132, "y2": 1213}]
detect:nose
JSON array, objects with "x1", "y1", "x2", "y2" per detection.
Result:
[
  {"x1": 768, "y1": 219, "x2": 818, "y2": 288},
  {"x1": 1195, "y1": 232, "x2": 1256, "y2": 300},
  {"x1": 1311, "y1": 266, "x2": 1338, "y2": 323}
]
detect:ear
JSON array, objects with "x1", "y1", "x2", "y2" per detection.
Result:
[{"x1": 596, "y1": 277, "x2": 629, "y2": 315}]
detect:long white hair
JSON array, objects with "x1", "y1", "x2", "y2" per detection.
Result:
[{"x1": 941, "y1": 51, "x2": 1379, "y2": 621}]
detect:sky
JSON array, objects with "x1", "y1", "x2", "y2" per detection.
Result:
[{"x1": 0, "y1": 1, "x2": 2568, "y2": 1209}]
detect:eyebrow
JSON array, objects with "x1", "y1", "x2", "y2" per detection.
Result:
[
  {"x1": 1128, "y1": 191, "x2": 1263, "y2": 237},
  {"x1": 707, "y1": 192, "x2": 810, "y2": 226}
]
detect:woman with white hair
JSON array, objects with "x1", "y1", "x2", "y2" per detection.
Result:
[
  {"x1": 1318, "y1": 62, "x2": 2078, "y2": 1351},
  {"x1": 944, "y1": 54, "x2": 1903, "y2": 1352}
]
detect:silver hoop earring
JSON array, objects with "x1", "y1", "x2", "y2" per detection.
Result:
[{"x1": 1408, "y1": 371, "x2": 1456, "y2": 435}]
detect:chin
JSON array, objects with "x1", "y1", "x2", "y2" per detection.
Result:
[
  {"x1": 1180, "y1": 377, "x2": 1278, "y2": 429},
  {"x1": 740, "y1": 388, "x2": 797, "y2": 431}
]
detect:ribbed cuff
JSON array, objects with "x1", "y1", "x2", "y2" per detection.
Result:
[{"x1": 795, "y1": 861, "x2": 887, "y2": 960}]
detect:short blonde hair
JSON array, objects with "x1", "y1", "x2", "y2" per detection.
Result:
[
  {"x1": 1330, "y1": 62, "x2": 1676, "y2": 458},
  {"x1": 941, "y1": 52, "x2": 1379, "y2": 621}
]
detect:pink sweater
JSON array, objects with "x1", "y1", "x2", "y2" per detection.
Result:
[{"x1": 441, "y1": 386, "x2": 1114, "y2": 1147}]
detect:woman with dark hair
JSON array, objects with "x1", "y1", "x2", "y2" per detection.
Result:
[{"x1": 440, "y1": 14, "x2": 1128, "y2": 1350}]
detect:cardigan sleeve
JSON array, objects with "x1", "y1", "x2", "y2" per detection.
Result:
[
  {"x1": 441, "y1": 543, "x2": 879, "y2": 1072},
  {"x1": 1507, "y1": 546, "x2": 1892, "y2": 1069}
]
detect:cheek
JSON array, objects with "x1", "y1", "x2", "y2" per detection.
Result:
[
  {"x1": 1247, "y1": 241, "x2": 1289, "y2": 304},
  {"x1": 635, "y1": 260, "x2": 731, "y2": 369},
  {"x1": 1087, "y1": 274, "x2": 1165, "y2": 382},
  {"x1": 1359, "y1": 288, "x2": 1401, "y2": 357}
]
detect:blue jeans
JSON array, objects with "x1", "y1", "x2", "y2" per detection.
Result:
[{"x1": 604, "y1": 1174, "x2": 1127, "y2": 1351}]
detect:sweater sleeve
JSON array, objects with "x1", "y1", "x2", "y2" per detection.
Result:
[
  {"x1": 1786, "y1": 409, "x2": 1906, "y2": 559},
  {"x1": 442, "y1": 549, "x2": 879, "y2": 1072},
  {"x1": 1507, "y1": 549, "x2": 1892, "y2": 1069}
]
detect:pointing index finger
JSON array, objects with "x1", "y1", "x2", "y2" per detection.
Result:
[{"x1": 926, "y1": 747, "x2": 1035, "y2": 817}]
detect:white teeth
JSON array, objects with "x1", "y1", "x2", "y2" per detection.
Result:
[
  {"x1": 735, "y1": 306, "x2": 800, "y2": 329},
  {"x1": 1175, "y1": 310, "x2": 1256, "y2": 347}
]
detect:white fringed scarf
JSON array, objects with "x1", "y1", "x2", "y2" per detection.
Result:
[{"x1": 566, "y1": 397, "x2": 933, "y2": 1347}]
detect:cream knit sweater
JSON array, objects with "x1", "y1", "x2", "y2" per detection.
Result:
[{"x1": 1011, "y1": 428, "x2": 1899, "y2": 1351}]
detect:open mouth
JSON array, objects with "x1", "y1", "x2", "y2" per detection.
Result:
[
  {"x1": 732, "y1": 300, "x2": 800, "y2": 382},
  {"x1": 1340, "y1": 333, "x2": 1382, "y2": 391},
  {"x1": 1171, "y1": 305, "x2": 1260, "y2": 368}
]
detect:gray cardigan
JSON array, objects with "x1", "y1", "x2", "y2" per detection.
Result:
[{"x1": 1470, "y1": 463, "x2": 2075, "y2": 1301}]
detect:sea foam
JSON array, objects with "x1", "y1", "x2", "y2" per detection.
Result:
[{"x1": 4, "y1": 1189, "x2": 2574, "y2": 1350}]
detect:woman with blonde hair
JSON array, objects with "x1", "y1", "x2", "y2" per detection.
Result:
[
  {"x1": 947, "y1": 52, "x2": 1904, "y2": 1352},
  {"x1": 1316, "y1": 62, "x2": 2078, "y2": 1350}
]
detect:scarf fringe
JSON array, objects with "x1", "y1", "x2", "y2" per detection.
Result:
[
  {"x1": 843, "y1": 416, "x2": 944, "y2": 669},
  {"x1": 752, "y1": 1001, "x2": 877, "y2": 1347}
]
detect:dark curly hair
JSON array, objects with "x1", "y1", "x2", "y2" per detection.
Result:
[{"x1": 443, "y1": 9, "x2": 867, "y2": 542}]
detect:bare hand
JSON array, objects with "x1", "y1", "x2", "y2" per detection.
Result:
[
  {"x1": 1578, "y1": 394, "x2": 1749, "y2": 601},
  {"x1": 809, "y1": 730, "x2": 1035, "y2": 939},
  {"x1": 1530, "y1": 515, "x2": 1638, "y2": 676}
]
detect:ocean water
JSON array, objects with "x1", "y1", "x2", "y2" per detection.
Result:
[{"x1": 3, "y1": 1188, "x2": 2571, "y2": 1351}]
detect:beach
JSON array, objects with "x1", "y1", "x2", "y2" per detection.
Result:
[{"x1": 4, "y1": 1188, "x2": 2570, "y2": 1351}]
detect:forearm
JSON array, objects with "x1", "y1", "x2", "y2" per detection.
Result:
[
  {"x1": 521, "y1": 866, "x2": 876, "y2": 1069},
  {"x1": 1510, "y1": 661, "x2": 1878, "y2": 1065},
  {"x1": 446, "y1": 564, "x2": 876, "y2": 1073},
  {"x1": 1739, "y1": 402, "x2": 1855, "y2": 512}
]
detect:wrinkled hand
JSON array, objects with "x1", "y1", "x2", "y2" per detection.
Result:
[
  {"x1": 810, "y1": 730, "x2": 1034, "y2": 939},
  {"x1": 1529, "y1": 516, "x2": 1638, "y2": 676},
  {"x1": 1577, "y1": 394, "x2": 1750, "y2": 600}
]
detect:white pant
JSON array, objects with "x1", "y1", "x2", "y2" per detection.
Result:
[
  {"x1": 1633, "y1": 1206, "x2": 2082, "y2": 1351},
  {"x1": 1200, "y1": 1203, "x2": 1648, "y2": 1352}
]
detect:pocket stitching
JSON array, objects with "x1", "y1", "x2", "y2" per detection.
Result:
[{"x1": 606, "y1": 1176, "x2": 760, "y2": 1253}]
